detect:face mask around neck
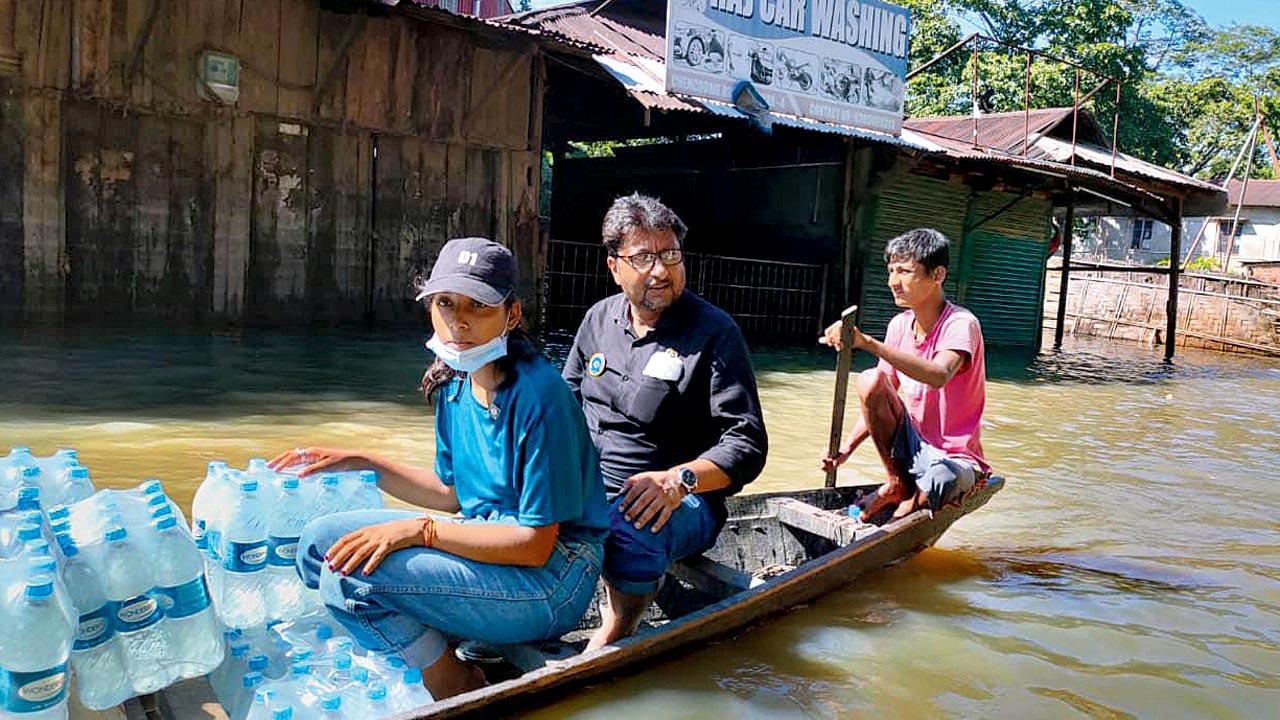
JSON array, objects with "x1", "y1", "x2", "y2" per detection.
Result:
[{"x1": 426, "y1": 332, "x2": 510, "y2": 374}]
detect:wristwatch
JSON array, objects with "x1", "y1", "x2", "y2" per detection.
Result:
[{"x1": 676, "y1": 467, "x2": 698, "y2": 495}]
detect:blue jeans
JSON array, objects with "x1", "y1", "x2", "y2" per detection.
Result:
[
  {"x1": 296, "y1": 509, "x2": 602, "y2": 668},
  {"x1": 603, "y1": 493, "x2": 719, "y2": 596},
  {"x1": 891, "y1": 410, "x2": 978, "y2": 511}
]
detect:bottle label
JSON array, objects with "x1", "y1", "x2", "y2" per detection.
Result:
[
  {"x1": 223, "y1": 540, "x2": 268, "y2": 573},
  {"x1": 156, "y1": 577, "x2": 212, "y2": 620},
  {"x1": 114, "y1": 593, "x2": 163, "y2": 633},
  {"x1": 0, "y1": 664, "x2": 68, "y2": 713},
  {"x1": 267, "y1": 535, "x2": 300, "y2": 567},
  {"x1": 73, "y1": 603, "x2": 117, "y2": 651},
  {"x1": 193, "y1": 519, "x2": 207, "y2": 548}
]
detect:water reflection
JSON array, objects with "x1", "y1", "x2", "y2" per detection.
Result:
[{"x1": 1, "y1": 329, "x2": 1278, "y2": 718}]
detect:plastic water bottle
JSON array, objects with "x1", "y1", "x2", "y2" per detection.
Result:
[
  {"x1": 350, "y1": 470, "x2": 383, "y2": 509},
  {"x1": 310, "y1": 475, "x2": 346, "y2": 518},
  {"x1": 51, "y1": 466, "x2": 93, "y2": 508},
  {"x1": 99, "y1": 525, "x2": 177, "y2": 693},
  {"x1": 364, "y1": 680, "x2": 391, "y2": 717},
  {"x1": 0, "y1": 575, "x2": 73, "y2": 720},
  {"x1": 389, "y1": 667, "x2": 434, "y2": 712},
  {"x1": 244, "y1": 688, "x2": 276, "y2": 720},
  {"x1": 24, "y1": 555, "x2": 74, "y2": 630},
  {"x1": 192, "y1": 462, "x2": 231, "y2": 603},
  {"x1": 265, "y1": 477, "x2": 309, "y2": 623},
  {"x1": 151, "y1": 515, "x2": 224, "y2": 678},
  {"x1": 275, "y1": 663, "x2": 317, "y2": 715},
  {"x1": 233, "y1": 671, "x2": 266, "y2": 720},
  {"x1": 316, "y1": 692, "x2": 345, "y2": 719},
  {"x1": 209, "y1": 638, "x2": 251, "y2": 706},
  {"x1": 60, "y1": 541, "x2": 132, "y2": 711},
  {"x1": 220, "y1": 479, "x2": 269, "y2": 629}
]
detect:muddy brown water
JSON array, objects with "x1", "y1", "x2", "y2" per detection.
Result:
[{"x1": 2, "y1": 329, "x2": 1277, "y2": 718}]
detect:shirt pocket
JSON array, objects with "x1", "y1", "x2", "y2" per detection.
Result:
[{"x1": 621, "y1": 376, "x2": 676, "y2": 425}]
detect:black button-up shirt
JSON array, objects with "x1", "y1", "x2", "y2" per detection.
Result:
[{"x1": 563, "y1": 291, "x2": 768, "y2": 521}]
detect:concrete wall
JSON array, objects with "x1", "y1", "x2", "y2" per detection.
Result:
[
  {"x1": 1090, "y1": 208, "x2": 1280, "y2": 271},
  {"x1": 1044, "y1": 268, "x2": 1280, "y2": 355},
  {"x1": 0, "y1": 0, "x2": 543, "y2": 327}
]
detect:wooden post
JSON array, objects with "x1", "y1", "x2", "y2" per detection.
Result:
[
  {"x1": 1054, "y1": 198, "x2": 1075, "y2": 349},
  {"x1": 826, "y1": 304, "x2": 858, "y2": 488},
  {"x1": 1165, "y1": 201, "x2": 1183, "y2": 362}
]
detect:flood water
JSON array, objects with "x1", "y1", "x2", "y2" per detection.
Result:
[{"x1": 2, "y1": 328, "x2": 1278, "y2": 718}]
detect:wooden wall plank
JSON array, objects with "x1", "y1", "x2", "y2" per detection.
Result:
[
  {"x1": 312, "y1": 9, "x2": 349, "y2": 122},
  {"x1": 77, "y1": 0, "x2": 113, "y2": 94},
  {"x1": 16, "y1": 0, "x2": 71, "y2": 90},
  {"x1": 370, "y1": 134, "x2": 403, "y2": 319},
  {"x1": 167, "y1": 116, "x2": 212, "y2": 320},
  {"x1": 445, "y1": 143, "x2": 466, "y2": 238},
  {"x1": 248, "y1": 117, "x2": 309, "y2": 317},
  {"x1": 0, "y1": 1, "x2": 16, "y2": 57},
  {"x1": 332, "y1": 129, "x2": 369, "y2": 313},
  {"x1": 239, "y1": 0, "x2": 280, "y2": 115},
  {"x1": 130, "y1": 114, "x2": 170, "y2": 317},
  {"x1": 388, "y1": 21, "x2": 416, "y2": 133},
  {"x1": 0, "y1": 76, "x2": 23, "y2": 324},
  {"x1": 20, "y1": 93, "x2": 63, "y2": 323},
  {"x1": 414, "y1": 26, "x2": 470, "y2": 142},
  {"x1": 210, "y1": 115, "x2": 253, "y2": 319},
  {"x1": 276, "y1": 0, "x2": 318, "y2": 119},
  {"x1": 345, "y1": 16, "x2": 393, "y2": 131},
  {"x1": 463, "y1": 146, "x2": 496, "y2": 239},
  {"x1": 306, "y1": 125, "x2": 339, "y2": 321}
]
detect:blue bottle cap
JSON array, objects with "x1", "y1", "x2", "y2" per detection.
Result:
[
  {"x1": 367, "y1": 682, "x2": 387, "y2": 701},
  {"x1": 104, "y1": 526, "x2": 127, "y2": 542},
  {"x1": 352, "y1": 667, "x2": 369, "y2": 683},
  {"x1": 208, "y1": 460, "x2": 227, "y2": 473},
  {"x1": 316, "y1": 625, "x2": 334, "y2": 641},
  {"x1": 26, "y1": 540, "x2": 50, "y2": 557},
  {"x1": 56, "y1": 449, "x2": 78, "y2": 460},
  {"x1": 9, "y1": 446, "x2": 31, "y2": 455},
  {"x1": 241, "y1": 671, "x2": 263, "y2": 688},
  {"x1": 19, "y1": 466, "x2": 39, "y2": 479},
  {"x1": 271, "y1": 706, "x2": 292, "y2": 720},
  {"x1": 150, "y1": 505, "x2": 173, "y2": 520},
  {"x1": 17, "y1": 486, "x2": 40, "y2": 502},
  {"x1": 321, "y1": 474, "x2": 340, "y2": 487},
  {"x1": 223, "y1": 628, "x2": 242, "y2": 641},
  {"x1": 61, "y1": 540, "x2": 79, "y2": 557},
  {"x1": 332, "y1": 637, "x2": 354, "y2": 652},
  {"x1": 25, "y1": 576, "x2": 54, "y2": 600},
  {"x1": 140, "y1": 479, "x2": 163, "y2": 495},
  {"x1": 239, "y1": 479, "x2": 259, "y2": 492},
  {"x1": 248, "y1": 655, "x2": 269, "y2": 672},
  {"x1": 230, "y1": 641, "x2": 251, "y2": 658},
  {"x1": 253, "y1": 688, "x2": 274, "y2": 705},
  {"x1": 403, "y1": 667, "x2": 423, "y2": 684},
  {"x1": 29, "y1": 555, "x2": 57, "y2": 574},
  {"x1": 281, "y1": 476, "x2": 299, "y2": 490},
  {"x1": 68, "y1": 466, "x2": 89, "y2": 480},
  {"x1": 154, "y1": 516, "x2": 177, "y2": 531},
  {"x1": 320, "y1": 693, "x2": 341, "y2": 711},
  {"x1": 289, "y1": 662, "x2": 311, "y2": 677},
  {"x1": 287, "y1": 646, "x2": 312, "y2": 662},
  {"x1": 386, "y1": 655, "x2": 405, "y2": 669},
  {"x1": 146, "y1": 493, "x2": 168, "y2": 508},
  {"x1": 47, "y1": 505, "x2": 70, "y2": 521},
  {"x1": 359, "y1": 470, "x2": 377, "y2": 484},
  {"x1": 50, "y1": 519, "x2": 71, "y2": 533},
  {"x1": 334, "y1": 653, "x2": 352, "y2": 670},
  {"x1": 16, "y1": 523, "x2": 41, "y2": 542},
  {"x1": 18, "y1": 510, "x2": 41, "y2": 525}
]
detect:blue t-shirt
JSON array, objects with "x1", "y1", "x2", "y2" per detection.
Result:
[{"x1": 434, "y1": 352, "x2": 609, "y2": 547}]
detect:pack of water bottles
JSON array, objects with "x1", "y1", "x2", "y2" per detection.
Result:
[
  {"x1": 192, "y1": 459, "x2": 384, "y2": 631},
  {"x1": 210, "y1": 612, "x2": 432, "y2": 719},
  {"x1": 0, "y1": 447, "x2": 224, "y2": 718}
]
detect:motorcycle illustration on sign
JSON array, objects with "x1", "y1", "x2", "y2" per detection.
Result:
[
  {"x1": 775, "y1": 49, "x2": 815, "y2": 93},
  {"x1": 821, "y1": 58, "x2": 861, "y2": 104}
]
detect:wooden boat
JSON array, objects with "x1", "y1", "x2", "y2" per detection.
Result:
[{"x1": 421, "y1": 477, "x2": 1004, "y2": 718}]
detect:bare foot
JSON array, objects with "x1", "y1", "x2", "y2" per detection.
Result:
[
  {"x1": 855, "y1": 482, "x2": 910, "y2": 522},
  {"x1": 423, "y1": 649, "x2": 488, "y2": 700},
  {"x1": 891, "y1": 490, "x2": 926, "y2": 519}
]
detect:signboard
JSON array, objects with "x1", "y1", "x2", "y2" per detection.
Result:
[{"x1": 665, "y1": 0, "x2": 911, "y2": 135}]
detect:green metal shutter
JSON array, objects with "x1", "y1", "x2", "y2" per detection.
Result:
[
  {"x1": 959, "y1": 192, "x2": 1053, "y2": 348},
  {"x1": 860, "y1": 174, "x2": 971, "y2": 338}
]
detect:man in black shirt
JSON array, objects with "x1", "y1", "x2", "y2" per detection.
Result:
[{"x1": 564, "y1": 193, "x2": 768, "y2": 651}]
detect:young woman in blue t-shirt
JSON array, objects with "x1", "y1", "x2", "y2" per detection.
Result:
[{"x1": 269, "y1": 238, "x2": 608, "y2": 700}]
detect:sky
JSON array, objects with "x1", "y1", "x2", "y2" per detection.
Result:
[{"x1": 529, "y1": 0, "x2": 1280, "y2": 31}]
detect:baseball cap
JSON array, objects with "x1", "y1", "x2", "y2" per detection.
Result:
[{"x1": 414, "y1": 237, "x2": 517, "y2": 306}]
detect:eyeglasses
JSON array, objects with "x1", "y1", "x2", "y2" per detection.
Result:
[{"x1": 611, "y1": 249, "x2": 684, "y2": 272}]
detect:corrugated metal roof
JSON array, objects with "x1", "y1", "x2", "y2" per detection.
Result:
[
  {"x1": 1226, "y1": 179, "x2": 1280, "y2": 207},
  {"x1": 905, "y1": 108, "x2": 1080, "y2": 154}
]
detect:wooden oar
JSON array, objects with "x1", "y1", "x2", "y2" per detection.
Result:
[{"x1": 825, "y1": 304, "x2": 859, "y2": 488}]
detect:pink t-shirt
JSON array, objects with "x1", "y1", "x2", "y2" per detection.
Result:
[{"x1": 876, "y1": 302, "x2": 989, "y2": 472}]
